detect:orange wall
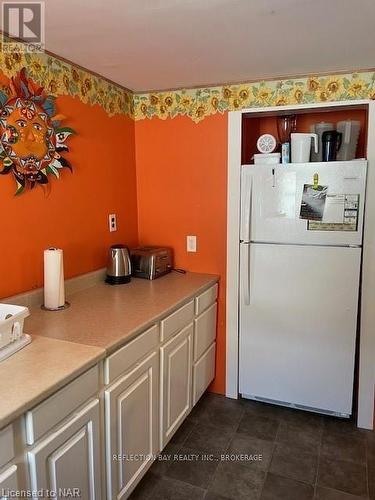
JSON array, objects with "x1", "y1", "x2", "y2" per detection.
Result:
[
  {"x1": 135, "y1": 114, "x2": 228, "y2": 394},
  {"x1": 0, "y1": 93, "x2": 138, "y2": 298}
]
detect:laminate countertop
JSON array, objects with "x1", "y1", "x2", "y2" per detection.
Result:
[
  {"x1": 25, "y1": 271, "x2": 219, "y2": 353},
  {"x1": 0, "y1": 272, "x2": 218, "y2": 429},
  {"x1": 0, "y1": 336, "x2": 105, "y2": 429}
]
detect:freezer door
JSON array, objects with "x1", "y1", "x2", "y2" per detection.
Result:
[
  {"x1": 245, "y1": 160, "x2": 367, "y2": 246},
  {"x1": 240, "y1": 164, "x2": 252, "y2": 242},
  {"x1": 239, "y1": 243, "x2": 361, "y2": 415}
]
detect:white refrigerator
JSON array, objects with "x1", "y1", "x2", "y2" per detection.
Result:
[{"x1": 239, "y1": 160, "x2": 367, "y2": 417}]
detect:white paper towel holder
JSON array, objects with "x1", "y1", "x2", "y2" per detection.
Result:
[
  {"x1": 42, "y1": 246, "x2": 70, "y2": 311},
  {"x1": 41, "y1": 301, "x2": 70, "y2": 311}
]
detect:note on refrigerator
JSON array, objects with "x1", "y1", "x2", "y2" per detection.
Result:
[{"x1": 308, "y1": 194, "x2": 359, "y2": 231}]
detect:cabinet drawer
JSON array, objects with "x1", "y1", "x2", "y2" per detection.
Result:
[
  {"x1": 0, "y1": 424, "x2": 14, "y2": 469},
  {"x1": 26, "y1": 365, "x2": 99, "y2": 445},
  {"x1": 104, "y1": 324, "x2": 159, "y2": 384},
  {"x1": 194, "y1": 303, "x2": 217, "y2": 361},
  {"x1": 195, "y1": 284, "x2": 218, "y2": 315},
  {"x1": 193, "y1": 342, "x2": 216, "y2": 405},
  {"x1": 0, "y1": 464, "x2": 18, "y2": 492},
  {"x1": 160, "y1": 301, "x2": 194, "y2": 342}
]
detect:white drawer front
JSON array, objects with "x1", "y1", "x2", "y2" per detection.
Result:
[
  {"x1": 26, "y1": 365, "x2": 99, "y2": 445},
  {"x1": 160, "y1": 301, "x2": 194, "y2": 342},
  {"x1": 0, "y1": 464, "x2": 18, "y2": 493},
  {"x1": 104, "y1": 324, "x2": 159, "y2": 384},
  {"x1": 193, "y1": 342, "x2": 216, "y2": 405},
  {"x1": 194, "y1": 303, "x2": 217, "y2": 361},
  {"x1": 195, "y1": 284, "x2": 218, "y2": 315},
  {"x1": 0, "y1": 425, "x2": 14, "y2": 470}
]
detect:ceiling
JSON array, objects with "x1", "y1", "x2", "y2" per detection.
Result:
[{"x1": 21, "y1": 0, "x2": 375, "y2": 91}]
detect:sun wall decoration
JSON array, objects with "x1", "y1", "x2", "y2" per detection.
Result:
[{"x1": 0, "y1": 68, "x2": 75, "y2": 195}]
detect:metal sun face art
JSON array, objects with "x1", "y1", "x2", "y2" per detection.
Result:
[{"x1": 0, "y1": 69, "x2": 75, "y2": 195}]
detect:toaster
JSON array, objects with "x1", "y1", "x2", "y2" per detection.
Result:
[{"x1": 130, "y1": 246, "x2": 173, "y2": 280}]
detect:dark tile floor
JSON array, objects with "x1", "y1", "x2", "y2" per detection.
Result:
[{"x1": 130, "y1": 392, "x2": 375, "y2": 500}]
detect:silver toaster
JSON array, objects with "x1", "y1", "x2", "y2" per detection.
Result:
[{"x1": 130, "y1": 246, "x2": 173, "y2": 280}]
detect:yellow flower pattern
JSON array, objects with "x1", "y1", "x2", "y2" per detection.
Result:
[
  {"x1": 134, "y1": 72, "x2": 375, "y2": 123},
  {"x1": 0, "y1": 37, "x2": 133, "y2": 118},
  {"x1": 1, "y1": 34, "x2": 375, "y2": 123}
]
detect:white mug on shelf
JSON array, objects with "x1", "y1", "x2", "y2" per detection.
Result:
[{"x1": 291, "y1": 133, "x2": 318, "y2": 163}]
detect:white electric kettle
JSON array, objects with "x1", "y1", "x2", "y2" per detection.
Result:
[{"x1": 291, "y1": 133, "x2": 318, "y2": 163}]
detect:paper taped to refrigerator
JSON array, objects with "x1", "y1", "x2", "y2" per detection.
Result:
[
  {"x1": 300, "y1": 184, "x2": 328, "y2": 221},
  {"x1": 308, "y1": 194, "x2": 359, "y2": 231}
]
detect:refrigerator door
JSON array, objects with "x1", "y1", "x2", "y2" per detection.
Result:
[
  {"x1": 242, "y1": 160, "x2": 367, "y2": 246},
  {"x1": 239, "y1": 242, "x2": 361, "y2": 416}
]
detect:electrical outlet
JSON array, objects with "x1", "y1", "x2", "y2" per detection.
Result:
[
  {"x1": 109, "y1": 214, "x2": 117, "y2": 232},
  {"x1": 187, "y1": 235, "x2": 197, "y2": 252}
]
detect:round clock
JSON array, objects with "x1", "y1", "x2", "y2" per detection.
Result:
[{"x1": 257, "y1": 134, "x2": 277, "y2": 154}]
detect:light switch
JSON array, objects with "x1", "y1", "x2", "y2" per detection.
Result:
[{"x1": 187, "y1": 235, "x2": 197, "y2": 252}]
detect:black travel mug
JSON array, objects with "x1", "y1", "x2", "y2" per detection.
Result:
[{"x1": 321, "y1": 130, "x2": 342, "y2": 161}]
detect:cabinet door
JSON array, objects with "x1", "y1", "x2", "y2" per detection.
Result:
[
  {"x1": 0, "y1": 465, "x2": 18, "y2": 499},
  {"x1": 160, "y1": 323, "x2": 193, "y2": 449},
  {"x1": 28, "y1": 399, "x2": 101, "y2": 500},
  {"x1": 193, "y1": 342, "x2": 216, "y2": 405},
  {"x1": 0, "y1": 425, "x2": 15, "y2": 470},
  {"x1": 105, "y1": 350, "x2": 159, "y2": 500}
]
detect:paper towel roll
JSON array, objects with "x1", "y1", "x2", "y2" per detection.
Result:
[{"x1": 44, "y1": 248, "x2": 65, "y2": 309}]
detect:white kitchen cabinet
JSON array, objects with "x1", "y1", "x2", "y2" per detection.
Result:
[
  {"x1": 160, "y1": 323, "x2": 193, "y2": 449},
  {"x1": 104, "y1": 325, "x2": 159, "y2": 385},
  {"x1": 104, "y1": 350, "x2": 159, "y2": 500},
  {"x1": 194, "y1": 302, "x2": 217, "y2": 361},
  {"x1": 192, "y1": 290, "x2": 217, "y2": 405},
  {"x1": 195, "y1": 284, "x2": 218, "y2": 315},
  {"x1": 193, "y1": 342, "x2": 216, "y2": 405},
  {"x1": 160, "y1": 300, "x2": 194, "y2": 342},
  {"x1": 0, "y1": 425, "x2": 15, "y2": 470},
  {"x1": 3, "y1": 282, "x2": 218, "y2": 500},
  {"x1": 0, "y1": 465, "x2": 18, "y2": 499},
  {"x1": 26, "y1": 365, "x2": 99, "y2": 445},
  {"x1": 28, "y1": 399, "x2": 101, "y2": 500}
]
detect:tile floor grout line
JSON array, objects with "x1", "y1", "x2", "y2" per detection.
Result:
[
  {"x1": 202, "y1": 416, "x2": 237, "y2": 495},
  {"x1": 149, "y1": 419, "x2": 198, "y2": 489},
  {"x1": 131, "y1": 394, "x2": 374, "y2": 500},
  {"x1": 200, "y1": 402, "x2": 249, "y2": 497},
  {"x1": 365, "y1": 436, "x2": 370, "y2": 499},
  {"x1": 257, "y1": 446, "x2": 275, "y2": 500},
  {"x1": 257, "y1": 418, "x2": 281, "y2": 500},
  {"x1": 159, "y1": 475, "x2": 208, "y2": 497},
  {"x1": 166, "y1": 428, "x2": 197, "y2": 477},
  {"x1": 313, "y1": 416, "x2": 324, "y2": 497}
]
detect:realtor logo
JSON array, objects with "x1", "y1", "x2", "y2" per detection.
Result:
[{"x1": 1, "y1": 2, "x2": 45, "y2": 52}]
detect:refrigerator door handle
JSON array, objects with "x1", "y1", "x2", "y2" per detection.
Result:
[
  {"x1": 240, "y1": 170, "x2": 252, "y2": 242},
  {"x1": 242, "y1": 244, "x2": 251, "y2": 306}
]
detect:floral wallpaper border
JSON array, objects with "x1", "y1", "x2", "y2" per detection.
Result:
[
  {"x1": 133, "y1": 71, "x2": 375, "y2": 123},
  {"x1": 0, "y1": 40, "x2": 133, "y2": 118},
  {"x1": 1, "y1": 35, "x2": 375, "y2": 122}
]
